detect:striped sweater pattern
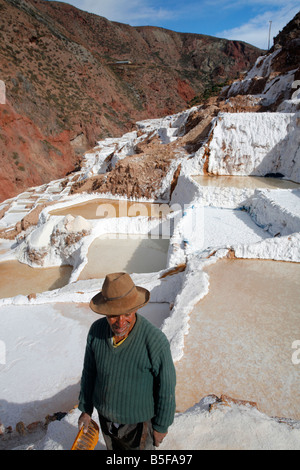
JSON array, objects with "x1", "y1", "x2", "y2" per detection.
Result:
[{"x1": 78, "y1": 313, "x2": 176, "y2": 433}]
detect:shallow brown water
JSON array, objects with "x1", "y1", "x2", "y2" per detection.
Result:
[
  {"x1": 0, "y1": 261, "x2": 72, "y2": 299},
  {"x1": 49, "y1": 198, "x2": 170, "y2": 219},
  {"x1": 192, "y1": 175, "x2": 300, "y2": 190},
  {"x1": 78, "y1": 234, "x2": 170, "y2": 280},
  {"x1": 175, "y1": 258, "x2": 300, "y2": 420}
]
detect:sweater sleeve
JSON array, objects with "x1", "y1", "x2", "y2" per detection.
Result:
[
  {"x1": 78, "y1": 326, "x2": 97, "y2": 415},
  {"x1": 152, "y1": 339, "x2": 176, "y2": 434}
]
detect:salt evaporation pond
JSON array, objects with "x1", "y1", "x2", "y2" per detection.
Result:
[
  {"x1": 175, "y1": 258, "x2": 300, "y2": 420},
  {"x1": 0, "y1": 261, "x2": 72, "y2": 299},
  {"x1": 79, "y1": 234, "x2": 170, "y2": 280},
  {"x1": 49, "y1": 198, "x2": 168, "y2": 219},
  {"x1": 192, "y1": 175, "x2": 300, "y2": 189}
]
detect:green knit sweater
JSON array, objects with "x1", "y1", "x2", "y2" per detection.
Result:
[{"x1": 78, "y1": 313, "x2": 176, "y2": 433}]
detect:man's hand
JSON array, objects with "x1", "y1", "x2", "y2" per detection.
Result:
[
  {"x1": 78, "y1": 412, "x2": 91, "y2": 433},
  {"x1": 153, "y1": 430, "x2": 167, "y2": 447}
]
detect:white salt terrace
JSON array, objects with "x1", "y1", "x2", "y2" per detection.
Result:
[
  {"x1": 202, "y1": 206, "x2": 269, "y2": 247},
  {"x1": 268, "y1": 189, "x2": 300, "y2": 217},
  {"x1": 0, "y1": 185, "x2": 68, "y2": 230}
]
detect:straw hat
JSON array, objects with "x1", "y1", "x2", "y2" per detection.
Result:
[{"x1": 90, "y1": 272, "x2": 150, "y2": 316}]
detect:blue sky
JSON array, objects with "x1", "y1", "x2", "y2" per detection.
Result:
[{"x1": 55, "y1": 0, "x2": 299, "y2": 49}]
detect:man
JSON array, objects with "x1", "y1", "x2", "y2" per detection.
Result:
[{"x1": 78, "y1": 272, "x2": 176, "y2": 450}]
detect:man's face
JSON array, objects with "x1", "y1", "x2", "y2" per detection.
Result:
[{"x1": 106, "y1": 311, "x2": 136, "y2": 338}]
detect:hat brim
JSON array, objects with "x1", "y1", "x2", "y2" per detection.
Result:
[{"x1": 89, "y1": 286, "x2": 150, "y2": 316}]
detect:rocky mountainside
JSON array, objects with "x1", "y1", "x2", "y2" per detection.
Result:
[
  {"x1": 272, "y1": 10, "x2": 300, "y2": 48},
  {"x1": 67, "y1": 11, "x2": 299, "y2": 201},
  {"x1": 0, "y1": 0, "x2": 262, "y2": 201}
]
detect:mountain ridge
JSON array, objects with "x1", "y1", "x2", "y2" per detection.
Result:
[{"x1": 0, "y1": 0, "x2": 262, "y2": 201}]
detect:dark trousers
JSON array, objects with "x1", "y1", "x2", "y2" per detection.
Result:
[{"x1": 98, "y1": 414, "x2": 155, "y2": 450}]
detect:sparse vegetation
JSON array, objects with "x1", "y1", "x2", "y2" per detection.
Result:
[{"x1": 188, "y1": 81, "x2": 230, "y2": 107}]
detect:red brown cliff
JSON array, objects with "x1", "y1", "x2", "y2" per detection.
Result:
[{"x1": 0, "y1": 0, "x2": 262, "y2": 201}]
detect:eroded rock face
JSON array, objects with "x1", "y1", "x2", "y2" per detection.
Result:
[
  {"x1": 223, "y1": 16, "x2": 300, "y2": 110},
  {"x1": 0, "y1": 102, "x2": 77, "y2": 202}
]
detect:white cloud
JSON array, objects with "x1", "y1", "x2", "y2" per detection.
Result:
[
  {"x1": 68, "y1": 0, "x2": 176, "y2": 24},
  {"x1": 51, "y1": 0, "x2": 299, "y2": 47},
  {"x1": 217, "y1": 3, "x2": 299, "y2": 49}
]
